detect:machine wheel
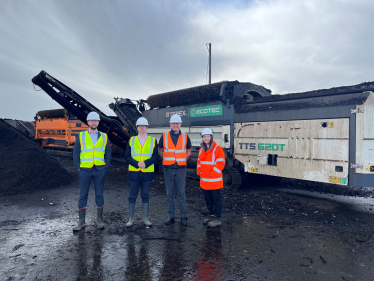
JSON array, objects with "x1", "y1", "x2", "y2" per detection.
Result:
[{"x1": 223, "y1": 167, "x2": 243, "y2": 189}]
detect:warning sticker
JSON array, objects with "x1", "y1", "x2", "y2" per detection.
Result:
[
  {"x1": 329, "y1": 176, "x2": 342, "y2": 184},
  {"x1": 365, "y1": 166, "x2": 370, "y2": 171},
  {"x1": 329, "y1": 176, "x2": 347, "y2": 185},
  {"x1": 247, "y1": 167, "x2": 258, "y2": 173}
]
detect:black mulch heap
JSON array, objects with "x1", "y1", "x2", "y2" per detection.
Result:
[{"x1": 0, "y1": 120, "x2": 72, "y2": 195}]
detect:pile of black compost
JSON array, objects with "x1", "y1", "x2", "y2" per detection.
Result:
[{"x1": 0, "y1": 120, "x2": 72, "y2": 195}]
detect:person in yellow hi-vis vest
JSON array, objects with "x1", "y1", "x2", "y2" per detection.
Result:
[
  {"x1": 72, "y1": 112, "x2": 111, "y2": 231},
  {"x1": 125, "y1": 117, "x2": 159, "y2": 227}
]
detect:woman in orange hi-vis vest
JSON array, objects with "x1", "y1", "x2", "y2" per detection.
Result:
[{"x1": 197, "y1": 128, "x2": 225, "y2": 227}]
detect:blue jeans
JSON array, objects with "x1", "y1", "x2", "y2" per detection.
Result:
[
  {"x1": 128, "y1": 180, "x2": 152, "y2": 203},
  {"x1": 203, "y1": 189, "x2": 222, "y2": 218},
  {"x1": 78, "y1": 167, "x2": 106, "y2": 209},
  {"x1": 164, "y1": 167, "x2": 187, "y2": 218}
]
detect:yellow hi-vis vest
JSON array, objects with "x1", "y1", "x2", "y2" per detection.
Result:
[
  {"x1": 129, "y1": 135, "x2": 156, "y2": 172},
  {"x1": 79, "y1": 131, "x2": 108, "y2": 168}
]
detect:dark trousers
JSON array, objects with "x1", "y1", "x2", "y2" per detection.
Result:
[
  {"x1": 128, "y1": 180, "x2": 152, "y2": 203},
  {"x1": 203, "y1": 189, "x2": 222, "y2": 219},
  {"x1": 78, "y1": 167, "x2": 106, "y2": 209},
  {"x1": 164, "y1": 167, "x2": 187, "y2": 218}
]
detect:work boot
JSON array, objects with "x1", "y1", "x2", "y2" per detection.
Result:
[
  {"x1": 126, "y1": 203, "x2": 136, "y2": 228},
  {"x1": 73, "y1": 209, "x2": 86, "y2": 232},
  {"x1": 207, "y1": 218, "x2": 221, "y2": 228},
  {"x1": 165, "y1": 218, "x2": 175, "y2": 226},
  {"x1": 180, "y1": 217, "x2": 188, "y2": 226},
  {"x1": 203, "y1": 215, "x2": 215, "y2": 225},
  {"x1": 142, "y1": 203, "x2": 152, "y2": 227},
  {"x1": 97, "y1": 207, "x2": 105, "y2": 229}
]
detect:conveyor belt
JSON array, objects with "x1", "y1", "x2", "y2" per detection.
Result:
[{"x1": 147, "y1": 81, "x2": 238, "y2": 109}]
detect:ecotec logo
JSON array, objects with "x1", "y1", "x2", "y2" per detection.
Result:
[
  {"x1": 166, "y1": 111, "x2": 187, "y2": 118},
  {"x1": 190, "y1": 104, "x2": 222, "y2": 117}
]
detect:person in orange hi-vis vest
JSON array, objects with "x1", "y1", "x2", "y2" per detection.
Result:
[
  {"x1": 158, "y1": 114, "x2": 192, "y2": 226},
  {"x1": 197, "y1": 128, "x2": 225, "y2": 227}
]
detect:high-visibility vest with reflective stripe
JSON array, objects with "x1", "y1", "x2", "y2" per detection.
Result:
[
  {"x1": 196, "y1": 140, "x2": 226, "y2": 190},
  {"x1": 129, "y1": 135, "x2": 156, "y2": 172},
  {"x1": 79, "y1": 131, "x2": 107, "y2": 168},
  {"x1": 162, "y1": 131, "x2": 187, "y2": 166}
]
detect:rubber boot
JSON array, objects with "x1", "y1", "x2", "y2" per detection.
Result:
[
  {"x1": 203, "y1": 215, "x2": 215, "y2": 225},
  {"x1": 126, "y1": 203, "x2": 135, "y2": 228},
  {"x1": 180, "y1": 217, "x2": 188, "y2": 226},
  {"x1": 97, "y1": 207, "x2": 105, "y2": 229},
  {"x1": 73, "y1": 209, "x2": 86, "y2": 232},
  {"x1": 142, "y1": 203, "x2": 152, "y2": 227},
  {"x1": 207, "y1": 218, "x2": 221, "y2": 228}
]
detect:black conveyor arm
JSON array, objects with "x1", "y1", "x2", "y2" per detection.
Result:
[{"x1": 32, "y1": 70, "x2": 133, "y2": 149}]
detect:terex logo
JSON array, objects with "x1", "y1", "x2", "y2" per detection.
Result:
[{"x1": 166, "y1": 111, "x2": 187, "y2": 118}]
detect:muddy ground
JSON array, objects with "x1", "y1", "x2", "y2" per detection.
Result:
[{"x1": 1, "y1": 157, "x2": 374, "y2": 280}]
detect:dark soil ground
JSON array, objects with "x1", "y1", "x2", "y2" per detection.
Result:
[
  {"x1": 57, "y1": 155, "x2": 374, "y2": 244},
  {"x1": 0, "y1": 120, "x2": 72, "y2": 194},
  {"x1": 280, "y1": 177, "x2": 374, "y2": 197},
  {"x1": 2, "y1": 157, "x2": 374, "y2": 280}
]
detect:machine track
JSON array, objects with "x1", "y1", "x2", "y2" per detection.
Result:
[{"x1": 223, "y1": 167, "x2": 243, "y2": 189}]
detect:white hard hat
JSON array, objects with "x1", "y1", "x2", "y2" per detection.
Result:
[
  {"x1": 170, "y1": 114, "x2": 182, "y2": 123},
  {"x1": 201, "y1": 128, "x2": 214, "y2": 136},
  {"x1": 87, "y1": 112, "x2": 100, "y2": 121},
  {"x1": 136, "y1": 117, "x2": 149, "y2": 126}
]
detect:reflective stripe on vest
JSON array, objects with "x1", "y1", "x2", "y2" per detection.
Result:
[
  {"x1": 162, "y1": 131, "x2": 187, "y2": 166},
  {"x1": 80, "y1": 131, "x2": 107, "y2": 168},
  {"x1": 200, "y1": 145, "x2": 226, "y2": 165},
  {"x1": 200, "y1": 177, "x2": 223, "y2": 182},
  {"x1": 213, "y1": 167, "x2": 221, "y2": 174},
  {"x1": 129, "y1": 136, "x2": 155, "y2": 172}
]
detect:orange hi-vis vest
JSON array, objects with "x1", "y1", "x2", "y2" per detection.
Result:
[
  {"x1": 162, "y1": 131, "x2": 187, "y2": 166},
  {"x1": 197, "y1": 140, "x2": 226, "y2": 190}
]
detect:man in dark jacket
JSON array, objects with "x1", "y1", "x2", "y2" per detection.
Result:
[
  {"x1": 72, "y1": 112, "x2": 111, "y2": 231},
  {"x1": 125, "y1": 117, "x2": 159, "y2": 227},
  {"x1": 158, "y1": 114, "x2": 191, "y2": 226}
]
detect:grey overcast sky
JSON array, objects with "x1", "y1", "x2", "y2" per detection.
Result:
[{"x1": 1, "y1": 0, "x2": 374, "y2": 120}]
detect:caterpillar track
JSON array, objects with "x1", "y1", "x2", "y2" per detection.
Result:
[{"x1": 223, "y1": 167, "x2": 243, "y2": 189}]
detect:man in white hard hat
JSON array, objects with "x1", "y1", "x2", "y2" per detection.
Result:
[
  {"x1": 124, "y1": 117, "x2": 159, "y2": 227},
  {"x1": 158, "y1": 114, "x2": 192, "y2": 226},
  {"x1": 72, "y1": 111, "x2": 111, "y2": 231}
]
